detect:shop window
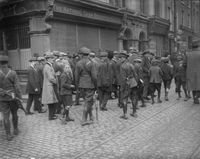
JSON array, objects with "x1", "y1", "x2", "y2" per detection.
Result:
[
  {"x1": 5, "y1": 28, "x2": 18, "y2": 50},
  {"x1": 5, "y1": 22, "x2": 30, "y2": 50}
]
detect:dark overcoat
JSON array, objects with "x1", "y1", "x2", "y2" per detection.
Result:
[
  {"x1": 26, "y1": 66, "x2": 41, "y2": 94},
  {"x1": 186, "y1": 51, "x2": 200, "y2": 91}
]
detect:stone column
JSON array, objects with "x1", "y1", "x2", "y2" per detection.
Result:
[
  {"x1": 148, "y1": 0, "x2": 155, "y2": 16},
  {"x1": 29, "y1": 17, "x2": 51, "y2": 56},
  {"x1": 118, "y1": 39, "x2": 123, "y2": 51},
  {"x1": 126, "y1": 0, "x2": 140, "y2": 12}
]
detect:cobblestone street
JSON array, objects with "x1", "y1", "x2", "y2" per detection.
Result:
[{"x1": 1, "y1": 88, "x2": 200, "y2": 159}]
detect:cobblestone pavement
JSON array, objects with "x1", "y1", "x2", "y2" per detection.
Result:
[{"x1": 1, "y1": 88, "x2": 200, "y2": 159}]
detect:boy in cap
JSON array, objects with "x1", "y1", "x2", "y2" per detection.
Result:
[{"x1": 0, "y1": 55, "x2": 22, "y2": 140}]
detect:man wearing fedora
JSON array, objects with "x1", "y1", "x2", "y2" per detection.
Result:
[
  {"x1": 0, "y1": 55, "x2": 22, "y2": 140},
  {"x1": 42, "y1": 52, "x2": 59, "y2": 120},
  {"x1": 26, "y1": 57, "x2": 45, "y2": 114},
  {"x1": 75, "y1": 47, "x2": 97, "y2": 126}
]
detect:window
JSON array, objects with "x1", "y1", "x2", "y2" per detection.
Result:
[
  {"x1": 167, "y1": 7, "x2": 171, "y2": 20},
  {"x1": 181, "y1": 10, "x2": 184, "y2": 25},
  {"x1": 140, "y1": 0, "x2": 145, "y2": 13},
  {"x1": 122, "y1": 0, "x2": 126, "y2": 7},
  {"x1": 5, "y1": 22, "x2": 30, "y2": 50},
  {"x1": 188, "y1": 14, "x2": 191, "y2": 28}
]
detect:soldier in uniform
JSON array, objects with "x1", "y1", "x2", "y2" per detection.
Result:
[
  {"x1": 75, "y1": 47, "x2": 97, "y2": 126},
  {"x1": 119, "y1": 50, "x2": 138, "y2": 119},
  {"x1": 0, "y1": 55, "x2": 22, "y2": 140}
]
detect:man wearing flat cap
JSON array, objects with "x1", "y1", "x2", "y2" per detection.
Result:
[
  {"x1": 75, "y1": 47, "x2": 97, "y2": 126},
  {"x1": 119, "y1": 50, "x2": 139, "y2": 119},
  {"x1": 0, "y1": 55, "x2": 22, "y2": 140}
]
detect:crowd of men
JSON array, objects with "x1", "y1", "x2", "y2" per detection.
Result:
[{"x1": 0, "y1": 45, "x2": 197, "y2": 141}]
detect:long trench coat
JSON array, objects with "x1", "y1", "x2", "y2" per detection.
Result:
[
  {"x1": 42, "y1": 62, "x2": 58, "y2": 104},
  {"x1": 186, "y1": 51, "x2": 200, "y2": 91}
]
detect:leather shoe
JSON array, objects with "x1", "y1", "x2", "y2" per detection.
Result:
[
  {"x1": 27, "y1": 112, "x2": 34, "y2": 115},
  {"x1": 66, "y1": 117, "x2": 75, "y2": 122},
  {"x1": 100, "y1": 107, "x2": 108, "y2": 111},
  {"x1": 38, "y1": 109, "x2": 47, "y2": 113},
  {"x1": 120, "y1": 115, "x2": 128, "y2": 120},
  {"x1": 14, "y1": 128, "x2": 19, "y2": 135},
  {"x1": 49, "y1": 116, "x2": 57, "y2": 120},
  {"x1": 6, "y1": 134, "x2": 13, "y2": 141}
]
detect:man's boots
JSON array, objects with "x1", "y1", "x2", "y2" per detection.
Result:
[
  {"x1": 4, "y1": 120, "x2": 13, "y2": 141},
  {"x1": 13, "y1": 117, "x2": 19, "y2": 135}
]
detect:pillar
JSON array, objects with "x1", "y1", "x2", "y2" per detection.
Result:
[
  {"x1": 29, "y1": 17, "x2": 51, "y2": 56},
  {"x1": 148, "y1": 0, "x2": 155, "y2": 16},
  {"x1": 118, "y1": 39, "x2": 123, "y2": 51}
]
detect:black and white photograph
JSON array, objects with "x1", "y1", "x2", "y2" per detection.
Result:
[{"x1": 0, "y1": 0, "x2": 200, "y2": 158}]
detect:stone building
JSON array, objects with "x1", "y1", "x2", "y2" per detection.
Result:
[{"x1": 0, "y1": 0, "x2": 200, "y2": 71}]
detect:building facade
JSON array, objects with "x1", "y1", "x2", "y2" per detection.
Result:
[{"x1": 0, "y1": 0, "x2": 200, "y2": 70}]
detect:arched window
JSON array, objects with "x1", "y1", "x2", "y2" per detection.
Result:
[{"x1": 139, "y1": 32, "x2": 146, "y2": 52}]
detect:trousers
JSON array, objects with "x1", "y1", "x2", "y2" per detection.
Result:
[
  {"x1": 0, "y1": 101, "x2": 18, "y2": 135},
  {"x1": 80, "y1": 88, "x2": 95, "y2": 122}
]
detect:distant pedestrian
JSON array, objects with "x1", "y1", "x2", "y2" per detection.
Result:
[
  {"x1": 149, "y1": 59, "x2": 163, "y2": 104},
  {"x1": 142, "y1": 50, "x2": 153, "y2": 100},
  {"x1": 173, "y1": 55, "x2": 188, "y2": 101},
  {"x1": 160, "y1": 57, "x2": 173, "y2": 101}
]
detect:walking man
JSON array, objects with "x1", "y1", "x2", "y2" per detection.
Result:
[{"x1": 75, "y1": 47, "x2": 97, "y2": 126}]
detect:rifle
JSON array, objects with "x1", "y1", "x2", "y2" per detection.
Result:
[
  {"x1": 14, "y1": 97, "x2": 27, "y2": 115},
  {"x1": 93, "y1": 91, "x2": 98, "y2": 121},
  {"x1": 1, "y1": 89, "x2": 27, "y2": 115}
]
